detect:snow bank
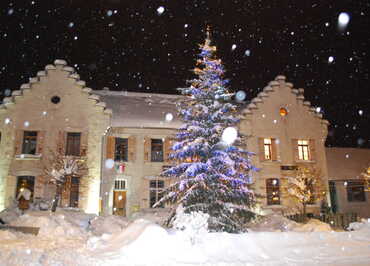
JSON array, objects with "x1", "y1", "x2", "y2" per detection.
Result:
[
  {"x1": 91, "y1": 218, "x2": 370, "y2": 265},
  {"x1": 0, "y1": 230, "x2": 17, "y2": 240},
  {"x1": 0, "y1": 202, "x2": 22, "y2": 224},
  {"x1": 247, "y1": 214, "x2": 332, "y2": 232},
  {"x1": 9, "y1": 209, "x2": 95, "y2": 238},
  {"x1": 130, "y1": 208, "x2": 171, "y2": 225},
  {"x1": 1, "y1": 210, "x2": 370, "y2": 265},
  {"x1": 247, "y1": 213, "x2": 299, "y2": 232},
  {"x1": 348, "y1": 218, "x2": 370, "y2": 232},
  {"x1": 293, "y1": 218, "x2": 332, "y2": 232},
  {"x1": 89, "y1": 215, "x2": 130, "y2": 236}
]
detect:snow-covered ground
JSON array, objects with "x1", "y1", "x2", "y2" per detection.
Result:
[{"x1": 1, "y1": 209, "x2": 370, "y2": 266}]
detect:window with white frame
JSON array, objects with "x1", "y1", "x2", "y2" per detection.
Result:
[
  {"x1": 149, "y1": 180, "x2": 164, "y2": 208},
  {"x1": 298, "y1": 140, "x2": 310, "y2": 161},
  {"x1": 114, "y1": 179, "x2": 127, "y2": 190}
]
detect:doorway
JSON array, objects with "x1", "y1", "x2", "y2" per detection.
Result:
[
  {"x1": 113, "y1": 191, "x2": 126, "y2": 216},
  {"x1": 16, "y1": 176, "x2": 35, "y2": 201},
  {"x1": 61, "y1": 176, "x2": 80, "y2": 208}
]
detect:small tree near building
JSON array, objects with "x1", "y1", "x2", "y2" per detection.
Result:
[
  {"x1": 43, "y1": 150, "x2": 87, "y2": 212},
  {"x1": 285, "y1": 166, "x2": 326, "y2": 217},
  {"x1": 361, "y1": 165, "x2": 370, "y2": 191}
]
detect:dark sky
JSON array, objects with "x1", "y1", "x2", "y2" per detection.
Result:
[{"x1": 0, "y1": 0, "x2": 369, "y2": 148}]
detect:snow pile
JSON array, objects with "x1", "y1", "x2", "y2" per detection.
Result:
[
  {"x1": 10, "y1": 210, "x2": 95, "y2": 238},
  {"x1": 130, "y1": 208, "x2": 171, "y2": 225},
  {"x1": 0, "y1": 202, "x2": 22, "y2": 224},
  {"x1": 247, "y1": 214, "x2": 300, "y2": 232},
  {"x1": 89, "y1": 215, "x2": 130, "y2": 236},
  {"x1": 88, "y1": 219, "x2": 168, "y2": 251},
  {"x1": 0, "y1": 230, "x2": 17, "y2": 240},
  {"x1": 91, "y1": 218, "x2": 370, "y2": 265},
  {"x1": 248, "y1": 214, "x2": 332, "y2": 232},
  {"x1": 173, "y1": 206, "x2": 209, "y2": 244},
  {"x1": 2, "y1": 210, "x2": 370, "y2": 265},
  {"x1": 348, "y1": 218, "x2": 370, "y2": 232},
  {"x1": 293, "y1": 218, "x2": 332, "y2": 232}
]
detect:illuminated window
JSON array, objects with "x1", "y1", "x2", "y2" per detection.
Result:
[
  {"x1": 149, "y1": 180, "x2": 164, "y2": 208},
  {"x1": 22, "y1": 131, "x2": 37, "y2": 154},
  {"x1": 264, "y1": 138, "x2": 272, "y2": 160},
  {"x1": 266, "y1": 178, "x2": 280, "y2": 205},
  {"x1": 298, "y1": 140, "x2": 310, "y2": 160},
  {"x1": 279, "y1": 107, "x2": 288, "y2": 116}
]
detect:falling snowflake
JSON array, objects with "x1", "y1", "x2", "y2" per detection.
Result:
[{"x1": 157, "y1": 6, "x2": 165, "y2": 15}]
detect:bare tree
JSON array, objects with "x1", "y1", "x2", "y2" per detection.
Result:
[
  {"x1": 43, "y1": 150, "x2": 88, "y2": 212},
  {"x1": 284, "y1": 166, "x2": 326, "y2": 217}
]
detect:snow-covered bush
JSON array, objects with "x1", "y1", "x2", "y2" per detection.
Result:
[{"x1": 172, "y1": 205, "x2": 209, "y2": 244}]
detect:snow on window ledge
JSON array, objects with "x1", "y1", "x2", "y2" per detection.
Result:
[{"x1": 15, "y1": 154, "x2": 42, "y2": 160}]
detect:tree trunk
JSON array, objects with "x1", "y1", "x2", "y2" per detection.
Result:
[
  {"x1": 51, "y1": 184, "x2": 62, "y2": 212},
  {"x1": 302, "y1": 203, "x2": 307, "y2": 222}
]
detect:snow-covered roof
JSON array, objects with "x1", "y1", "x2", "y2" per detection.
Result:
[{"x1": 94, "y1": 90, "x2": 183, "y2": 128}]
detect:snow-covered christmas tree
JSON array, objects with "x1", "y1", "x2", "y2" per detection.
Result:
[{"x1": 157, "y1": 28, "x2": 256, "y2": 233}]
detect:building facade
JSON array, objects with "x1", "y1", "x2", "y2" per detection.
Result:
[{"x1": 0, "y1": 60, "x2": 369, "y2": 218}]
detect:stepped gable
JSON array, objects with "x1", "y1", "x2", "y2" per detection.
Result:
[
  {"x1": 241, "y1": 75, "x2": 329, "y2": 126},
  {"x1": 0, "y1": 59, "x2": 112, "y2": 116},
  {"x1": 94, "y1": 90, "x2": 182, "y2": 129}
]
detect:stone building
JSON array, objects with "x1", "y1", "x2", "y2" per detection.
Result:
[
  {"x1": 0, "y1": 60, "x2": 369, "y2": 218},
  {"x1": 0, "y1": 60, "x2": 111, "y2": 214}
]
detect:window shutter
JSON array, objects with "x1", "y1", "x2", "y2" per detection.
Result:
[
  {"x1": 258, "y1": 138, "x2": 265, "y2": 162},
  {"x1": 164, "y1": 138, "x2": 173, "y2": 163},
  {"x1": 36, "y1": 131, "x2": 45, "y2": 155},
  {"x1": 57, "y1": 131, "x2": 66, "y2": 155},
  {"x1": 80, "y1": 132, "x2": 88, "y2": 157},
  {"x1": 106, "y1": 136, "x2": 115, "y2": 159},
  {"x1": 309, "y1": 139, "x2": 316, "y2": 161},
  {"x1": 144, "y1": 137, "x2": 150, "y2": 162},
  {"x1": 271, "y1": 138, "x2": 277, "y2": 161},
  {"x1": 14, "y1": 130, "x2": 24, "y2": 155},
  {"x1": 292, "y1": 139, "x2": 299, "y2": 161},
  {"x1": 128, "y1": 136, "x2": 136, "y2": 162}
]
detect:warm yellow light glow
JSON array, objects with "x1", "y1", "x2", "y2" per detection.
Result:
[{"x1": 279, "y1": 107, "x2": 288, "y2": 116}]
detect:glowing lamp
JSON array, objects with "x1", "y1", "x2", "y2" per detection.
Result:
[{"x1": 279, "y1": 107, "x2": 288, "y2": 116}]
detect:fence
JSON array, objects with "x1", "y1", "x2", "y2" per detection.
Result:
[{"x1": 285, "y1": 213, "x2": 359, "y2": 230}]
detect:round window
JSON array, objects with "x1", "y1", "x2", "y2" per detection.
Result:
[
  {"x1": 279, "y1": 107, "x2": 288, "y2": 116},
  {"x1": 51, "y1": 96, "x2": 61, "y2": 104}
]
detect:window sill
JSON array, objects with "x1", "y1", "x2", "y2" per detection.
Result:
[
  {"x1": 15, "y1": 154, "x2": 42, "y2": 160},
  {"x1": 295, "y1": 160, "x2": 316, "y2": 163},
  {"x1": 347, "y1": 201, "x2": 367, "y2": 204},
  {"x1": 266, "y1": 204, "x2": 282, "y2": 207},
  {"x1": 261, "y1": 160, "x2": 280, "y2": 163}
]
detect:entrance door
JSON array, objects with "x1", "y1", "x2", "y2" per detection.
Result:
[
  {"x1": 61, "y1": 176, "x2": 80, "y2": 208},
  {"x1": 16, "y1": 176, "x2": 35, "y2": 201},
  {"x1": 113, "y1": 191, "x2": 126, "y2": 216}
]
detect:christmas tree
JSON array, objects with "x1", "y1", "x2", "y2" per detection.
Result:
[{"x1": 157, "y1": 29, "x2": 256, "y2": 233}]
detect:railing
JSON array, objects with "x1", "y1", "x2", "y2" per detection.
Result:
[{"x1": 284, "y1": 213, "x2": 359, "y2": 230}]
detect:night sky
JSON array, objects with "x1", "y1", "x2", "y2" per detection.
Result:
[{"x1": 0, "y1": 1, "x2": 369, "y2": 148}]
